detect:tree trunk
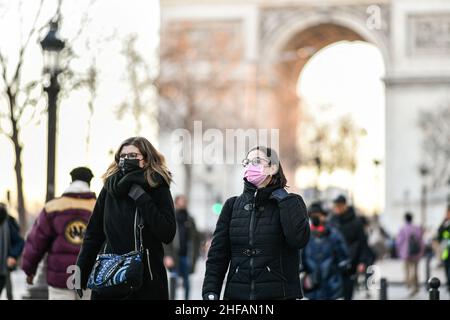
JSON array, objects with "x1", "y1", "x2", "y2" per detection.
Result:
[
  {"x1": 8, "y1": 93, "x2": 27, "y2": 235},
  {"x1": 13, "y1": 138, "x2": 27, "y2": 235}
]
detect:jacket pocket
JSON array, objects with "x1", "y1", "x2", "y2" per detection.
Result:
[
  {"x1": 146, "y1": 249, "x2": 153, "y2": 280},
  {"x1": 266, "y1": 266, "x2": 287, "y2": 282}
]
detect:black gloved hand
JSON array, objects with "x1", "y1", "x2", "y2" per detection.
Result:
[
  {"x1": 119, "y1": 158, "x2": 141, "y2": 175},
  {"x1": 270, "y1": 188, "x2": 289, "y2": 202},
  {"x1": 128, "y1": 183, "x2": 146, "y2": 201},
  {"x1": 202, "y1": 292, "x2": 219, "y2": 300}
]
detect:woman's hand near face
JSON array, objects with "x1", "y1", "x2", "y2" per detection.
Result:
[{"x1": 270, "y1": 188, "x2": 289, "y2": 202}]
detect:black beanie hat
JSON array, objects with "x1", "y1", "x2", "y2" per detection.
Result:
[
  {"x1": 70, "y1": 167, "x2": 94, "y2": 184},
  {"x1": 333, "y1": 194, "x2": 347, "y2": 205},
  {"x1": 308, "y1": 202, "x2": 328, "y2": 216}
]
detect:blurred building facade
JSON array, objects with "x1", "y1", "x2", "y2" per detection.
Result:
[{"x1": 158, "y1": 0, "x2": 450, "y2": 233}]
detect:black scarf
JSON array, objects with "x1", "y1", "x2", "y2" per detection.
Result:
[{"x1": 104, "y1": 169, "x2": 148, "y2": 197}]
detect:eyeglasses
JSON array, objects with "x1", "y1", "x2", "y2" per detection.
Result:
[
  {"x1": 241, "y1": 157, "x2": 271, "y2": 168},
  {"x1": 119, "y1": 152, "x2": 143, "y2": 160}
]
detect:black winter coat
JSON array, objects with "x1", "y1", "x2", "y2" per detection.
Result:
[
  {"x1": 329, "y1": 207, "x2": 370, "y2": 273},
  {"x1": 76, "y1": 170, "x2": 176, "y2": 300},
  {"x1": 202, "y1": 179, "x2": 310, "y2": 300}
]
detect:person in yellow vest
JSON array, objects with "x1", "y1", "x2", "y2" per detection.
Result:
[{"x1": 437, "y1": 205, "x2": 450, "y2": 293}]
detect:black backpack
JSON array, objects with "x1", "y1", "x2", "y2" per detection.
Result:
[{"x1": 408, "y1": 234, "x2": 421, "y2": 257}]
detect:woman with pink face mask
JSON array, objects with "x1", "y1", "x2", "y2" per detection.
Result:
[{"x1": 202, "y1": 146, "x2": 310, "y2": 300}]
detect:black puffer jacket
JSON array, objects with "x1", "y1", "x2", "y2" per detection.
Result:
[
  {"x1": 202, "y1": 179, "x2": 310, "y2": 300},
  {"x1": 76, "y1": 170, "x2": 176, "y2": 300}
]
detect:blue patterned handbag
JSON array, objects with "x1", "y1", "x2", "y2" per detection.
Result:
[{"x1": 87, "y1": 209, "x2": 144, "y2": 298}]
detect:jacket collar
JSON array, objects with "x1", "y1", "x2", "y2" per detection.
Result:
[
  {"x1": 62, "y1": 181, "x2": 96, "y2": 199},
  {"x1": 242, "y1": 178, "x2": 281, "y2": 203},
  {"x1": 336, "y1": 206, "x2": 356, "y2": 223}
]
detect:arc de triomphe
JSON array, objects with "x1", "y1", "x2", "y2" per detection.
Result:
[{"x1": 159, "y1": 0, "x2": 450, "y2": 232}]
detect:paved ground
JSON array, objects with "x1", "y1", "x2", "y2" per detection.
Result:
[
  {"x1": 352, "y1": 258, "x2": 449, "y2": 300},
  {"x1": 2, "y1": 257, "x2": 448, "y2": 300}
]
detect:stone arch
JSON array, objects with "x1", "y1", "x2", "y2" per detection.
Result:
[
  {"x1": 260, "y1": 11, "x2": 389, "y2": 68},
  {"x1": 255, "y1": 11, "x2": 388, "y2": 191}
]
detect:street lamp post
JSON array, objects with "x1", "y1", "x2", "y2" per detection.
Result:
[
  {"x1": 419, "y1": 164, "x2": 430, "y2": 230},
  {"x1": 314, "y1": 156, "x2": 321, "y2": 200},
  {"x1": 23, "y1": 18, "x2": 65, "y2": 300},
  {"x1": 373, "y1": 159, "x2": 381, "y2": 215},
  {"x1": 447, "y1": 176, "x2": 450, "y2": 206},
  {"x1": 41, "y1": 19, "x2": 65, "y2": 202}
]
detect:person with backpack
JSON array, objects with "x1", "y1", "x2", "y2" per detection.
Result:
[
  {"x1": 301, "y1": 202, "x2": 350, "y2": 300},
  {"x1": 396, "y1": 212, "x2": 424, "y2": 297},
  {"x1": 0, "y1": 203, "x2": 24, "y2": 297},
  {"x1": 202, "y1": 146, "x2": 310, "y2": 300}
]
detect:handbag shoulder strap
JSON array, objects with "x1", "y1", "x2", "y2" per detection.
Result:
[{"x1": 134, "y1": 209, "x2": 144, "y2": 253}]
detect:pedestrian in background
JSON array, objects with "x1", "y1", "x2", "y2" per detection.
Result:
[
  {"x1": 301, "y1": 202, "x2": 350, "y2": 300},
  {"x1": 164, "y1": 195, "x2": 200, "y2": 300},
  {"x1": 202, "y1": 146, "x2": 310, "y2": 300},
  {"x1": 0, "y1": 203, "x2": 24, "y2": 297},
  {"x1": 396, "y1": 212, "x2": 424, "y2": 297},
  {"x1": 21, "y1": 167, "x2": 96, "y2": 300},
  {"x1": 366, "y1": 215, "x2": 391, "y2": 260},
  {"x1": 329, "y1": 195, "x2": 370, "y2": 300},
  {"x1": 436, "y1": 205, "x2": 450, "y2": 293}
]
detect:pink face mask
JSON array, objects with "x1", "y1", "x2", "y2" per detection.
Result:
[{"x1": 244, "y1": 164, "x2": 268, "y2": 187}]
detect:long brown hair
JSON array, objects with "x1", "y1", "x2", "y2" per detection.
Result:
[
  {"x1": 103, "y1": 137, "x2": 172, "y2": 187},
  {"x1": 247, "y1": 146, "x2": 288, "y2": 188}
]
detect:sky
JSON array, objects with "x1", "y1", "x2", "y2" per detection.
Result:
[
  {"x1": 0, "y1": 1, "x2": 386, "y2": 218},
  {"x1": 0, "y1": 0, "x2": 160, "y2": 214}
]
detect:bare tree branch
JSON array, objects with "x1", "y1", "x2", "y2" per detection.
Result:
[
  {"x1": 12, "y1": 0, "x2": 44, "y2": 88},
  {"x1": 62, "y1": 0, "x2": 96, "y2": 45},
  {"x1": 0, "y1": 0, "x2": 102, "y2": 232},
  {"x1": 18, "y1": 0, "x2": 24, "y2": 46},
  {"x1": 0, "y1": 51, "x2": 9, "y2": 86},
  {"x1": 418, "y1": 105, "x2": 450, "y2": 187}
]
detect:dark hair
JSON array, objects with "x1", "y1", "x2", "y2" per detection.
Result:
[
  {"x1": 246, "y1": 146, "x2": 287, "y2": 188},
  {"x1": 0, "y1": 203, "x2": 7, "y2": 225},
  {"x1": 103, "y1": 137, "x2": 172, "y2": 187},
  {"x1": 70, "y1": 167, "x2": 94, "y2": 184},
  {"x1": 405, "y1": 212, "x2": 413, "y2": 223},
  {"x1": 333, "y1": 194, "x2": 347, "y2": 205},
  {"x1": 308, "y1": 201, "x2": 327, "y2": 216}
]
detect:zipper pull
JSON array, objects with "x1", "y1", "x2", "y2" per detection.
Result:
[
  {"x1": 266, "y1": 266, "x2": 271, "y2": 272},
  {"x1": 235, "y1": 266, "x2": 239, "y2": 274}
]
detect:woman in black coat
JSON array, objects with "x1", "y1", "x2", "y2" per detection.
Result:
[
  {"x1": 76, "y1": 136, "x2": 176, "y2": 300},
  {"x1": 202, "y1": 146, "x2": 310, "y2": 300}
]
